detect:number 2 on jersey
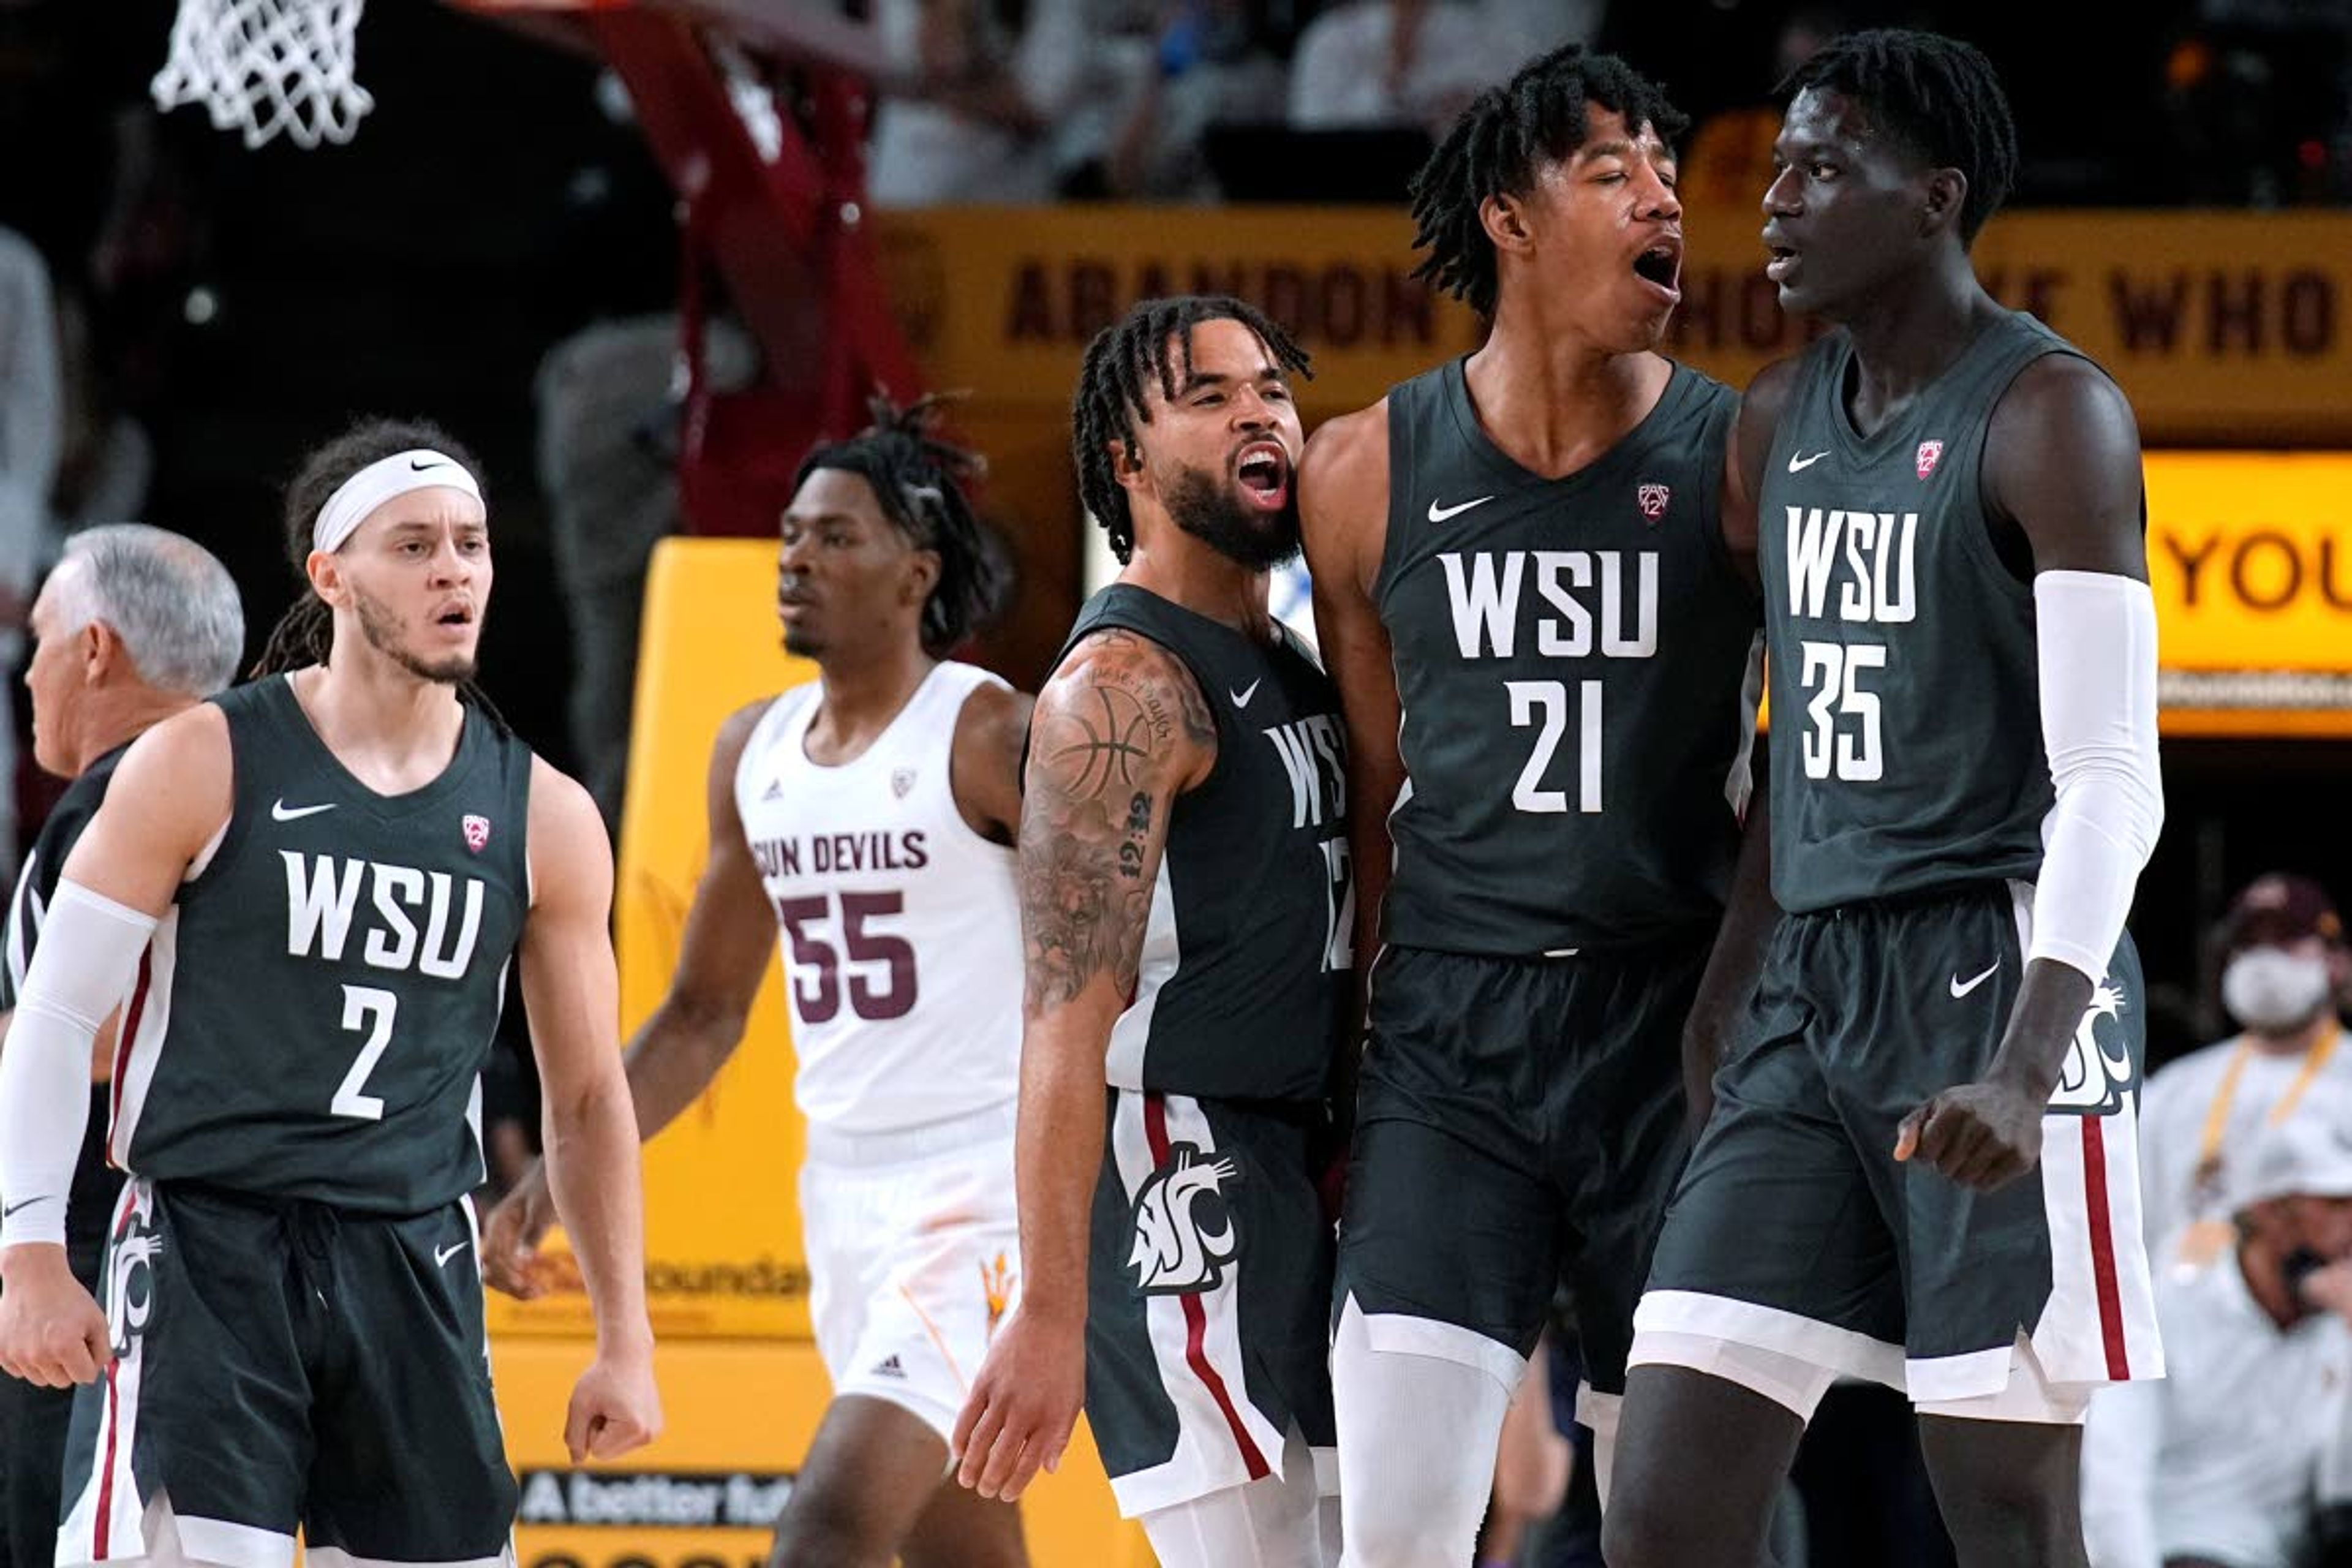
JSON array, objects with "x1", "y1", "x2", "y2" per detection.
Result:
[
  {"x1": 332, "y1": 984, "x2": 398, "y2": 1120},
  {"x1": 773, "y1": 891, "x2": 918, "y2": 1023}
]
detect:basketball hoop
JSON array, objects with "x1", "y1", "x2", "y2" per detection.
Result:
[{"x1": 151, "y1": 0, "x2": 375, "y2": 149}]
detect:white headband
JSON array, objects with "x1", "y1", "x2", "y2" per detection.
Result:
[{"x1": 312, "y1": 449, "x2": 483, "y2": 555}]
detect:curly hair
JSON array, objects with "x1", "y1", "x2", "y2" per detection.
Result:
[
  {"x1": 1780, "y1": 28, "x2": 2019, "y2": 245},
  {"x1": 1070, "y1": 295, "x2": 1312, "y2": 565},
  {"x1": 254, "y1": 415, "x2": 509, "y2": 733},
  {"x1": 793, "y1": 391, "x2": 1009, "y2": 655},
  {"x1": 1410, "y1": 44, "x2": 1692, "y2": 318}
]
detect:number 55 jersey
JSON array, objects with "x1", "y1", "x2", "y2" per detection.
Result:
[
  {"x1": 734, "y1": 660, "x2": 1022, "y2": 1137},
  {"x1": 734, "y1": 660, "x2": 1023, "y2": 1443}
]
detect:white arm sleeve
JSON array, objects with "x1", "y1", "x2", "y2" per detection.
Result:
[
  {"x1": 0, "y1": 880, "x2": 156, "y2": 1249},
  {"x1": 2029, "y1": 570, "x2": 2164, "y2": 982}
]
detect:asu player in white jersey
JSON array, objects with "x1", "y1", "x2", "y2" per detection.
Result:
[{"x1": 484, "y1": 399, "x2": 1032, "y2": 1568}]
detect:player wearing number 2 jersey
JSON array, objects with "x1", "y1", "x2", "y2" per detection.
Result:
[
  {"x1": 0, "y1": 417, "x2": 659, "y2": 1568},
  {"x1": 483, "y1": 398, "x2": 1031, "y2": 1568},
  {"x1": 1297, "y1": 46, "x2": 1769, "y2": 1562}
]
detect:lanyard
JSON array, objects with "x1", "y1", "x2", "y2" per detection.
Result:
[{"x1": 2193, "y1": 1023, "x2": 2343, "y2": 1183}]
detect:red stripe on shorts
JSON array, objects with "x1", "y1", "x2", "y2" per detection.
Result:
[
  {"x1": 92, "y1": 1358, "x2": 121, "y2": 1558},
  {"x1": 2079, "y1": 1115, "x2": 2131, "y2": 1379},
  {"x1": 1140, "y1": 1092, "x2": 1271, "y2": 1480},
  {"x1": 105, "y1": 951, "x2": 153, "y2": 1160}
]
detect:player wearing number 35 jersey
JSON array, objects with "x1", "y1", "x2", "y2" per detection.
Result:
[
  {"x1": 0, "y1": 417, "x2": 660, "y2": 1568},
  {"x1": 483, "y1": 397, "x2": 1033, "y2": 1568}
]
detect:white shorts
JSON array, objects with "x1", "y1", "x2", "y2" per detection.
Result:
[{"x1": 800, "y1": 1101, "x2": 1022, "y2": 1444}]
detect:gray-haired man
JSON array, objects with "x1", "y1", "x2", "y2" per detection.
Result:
[{"x1": 0, "y1": 523, "x2": 243, "y2": 1568}]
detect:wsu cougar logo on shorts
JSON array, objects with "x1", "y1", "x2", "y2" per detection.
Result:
[
  {"x1": 106, "y1": 1208, "x2": 165, "y2": 1357},
  {"x1": 2048, "y1": 981, "x2": 2136, "y2": 1117},
  {"x1": 1128, "y1": 1142, "x2": 1241, "y2": 1296}
]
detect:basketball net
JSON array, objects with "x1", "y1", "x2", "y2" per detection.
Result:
[{"x1": 151, "y1": 0, "x2": 374, "y2": 149}]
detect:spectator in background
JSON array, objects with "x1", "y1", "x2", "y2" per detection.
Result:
[
  {"x1": 2139, "y1": 874, "x2": 2352, "y2": 1275},
  {"x1": 1287, "y1": 0, "x2": 1521, "y2": 136},
  {"x1": 868, "y1": 0, "x2": 1103, "y2": 205},
  {"x1": 1676, "y1": 7, "x2": 1843, "y2": 208},
  {"x1": 2082, "y1": 1102, "x2": 2352, "y2": 1568},
  {"x1": 1483, "y1": 0, "x2": 1606, "y2": 64},
  {"x1": 0, "y1": 224, "x2": 62, "y2": 883},
  {"x1": 1101, "y1": 0, "x2": 1288, "y2": 198}
]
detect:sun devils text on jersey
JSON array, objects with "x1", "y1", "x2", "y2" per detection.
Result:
[{"x1": 734, "y1": 661, "x2": 1022, "y2": 1133}]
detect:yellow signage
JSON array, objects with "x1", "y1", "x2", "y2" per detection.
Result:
[
  {"x1": 489, "y1": 538, "x2": 818, "y2": 1342},
  {"x1": 496, "y1": 1338, "x2": 1141, "y2": 1567},
  {"x1": 876, "y1": 207, "x2": 2352, "y2": 443},
  {"x1": 2145, "y1": 452, "x2": 2352, "y2": 736}
]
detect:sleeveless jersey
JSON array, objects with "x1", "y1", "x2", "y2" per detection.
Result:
[
  {"x1": 112, "y1": 677, "x2": 533, "y2": 1212},
  {"x1": 734, "y1": 662, "x2": 1022, "y2": 1134},
  {"x1": 1053, "y1": 586, "x2": 1350, "y2": 1104},
  {"x1": 1374, "y1": 358, "x2": 1760, "y2": 954},
  {"x1": 1760, "y1": 310, "x2": 2087, "y2": 913}
]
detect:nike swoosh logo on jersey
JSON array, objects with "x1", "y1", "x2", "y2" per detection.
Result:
[
  {"x1": 1950, "y1": 961, "x2": 2000, "y2": 999},
  {"x1": 1231, "y1": 680, "x2": 1261, "y2": 708},
  {"x1": 272, "y1": 799, "x2": 336, "y2": 821},
  {"x1": 1427, "y1": 495, "x2": 1495, "y2": 523},
  {"x1": 1787, "y1": 451, "x2": 1830, "y2": 472},
  {"x1": 434, "y1": 1240, "x2": 470, "y2": 1268}
]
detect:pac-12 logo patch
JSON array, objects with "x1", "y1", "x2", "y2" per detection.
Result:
[
  {"x1": 1916, "y1": 440, "x2": 1946, "y2": 480},
  {"x1": 892, "y1": 768, "x2": 917, "y2": 799},
  {"x1": 462, "y1": 814, "x2": 491, "y2": 853},
  {"x1": 1636, "y1": 483, "x2": 1671, "y2": 521},
  {"x1": 2048, "y1": 982, "x2": 2136, "y2": 1117},
  {"x1": 1129, "y1": 1142, "x2": 1240, "y2": 1295}
]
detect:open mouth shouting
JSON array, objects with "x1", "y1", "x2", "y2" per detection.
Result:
[
  {"x1": 1632, "y1": 233, "x2": 1683, "y2": 304},
  {"x1": 1234, "y1": 439, "x2": 1293, "y2": 513}
]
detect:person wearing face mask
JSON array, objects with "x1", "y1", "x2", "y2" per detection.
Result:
[
  {"x1": 2138, "y1": 874, "x2": 2352, "y2": 1276},
  {"x1": 2080, "y1": 1098, "x2": 2352, "y2": 1568}
]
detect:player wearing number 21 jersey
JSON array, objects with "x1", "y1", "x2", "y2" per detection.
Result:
[{"x1": 483, "y1": 398, "x2": 1033, "y2": 1568}]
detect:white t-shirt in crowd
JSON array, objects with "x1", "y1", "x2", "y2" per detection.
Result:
[
  {"x1": 867, "y1": 0, "x2": 1098, "y2": 205},
  {"x1": 2082, "y1": 1254, "x2": 2351, "y2": 1568},
  {"x1": 1287, "y1": 1, "x2": 1519, "y2": 135},
  {"x1": 2139, "y1": 1028, "x2": 2352, "y2": 1261}
]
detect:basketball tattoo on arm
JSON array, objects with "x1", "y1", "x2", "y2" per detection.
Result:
[{"x1": 1020, "y1": 630, "x2": 1216, "y2": 1009}]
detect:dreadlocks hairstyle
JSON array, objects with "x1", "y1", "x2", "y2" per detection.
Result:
[
  {"x1": 1409, "y1": 45, "x2": 1692, "y2": 320},
  {"x1": 793, "y1": 391, "x2": 1008, "y2": 656},
  {"x1": 255, "y1": 415, "x2": 510, "y2": 733},
  {"x1": 1070, "y1": 295, "x2": 1312, "y2": 566},
  {"x1": 1779, "y1": 29, "x2": 2019, "y2": 246}
]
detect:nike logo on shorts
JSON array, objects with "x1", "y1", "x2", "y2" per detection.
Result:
[
  {"x1": 1427, "y1": 495, "x2": 1494, "y2": 523},
  {"x1": 272, "y1": 799, "x2": 336, "y2": 822},
  {"x1": 434, "y1": 1240, "x2": 470, "y2": 1268},
  {"x1": 1950, "y1": 962, "x2": 2000, "y2": 999},
  {"x1": 2, "y1": 1196, "x2": 52, "y2": 1219}
]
